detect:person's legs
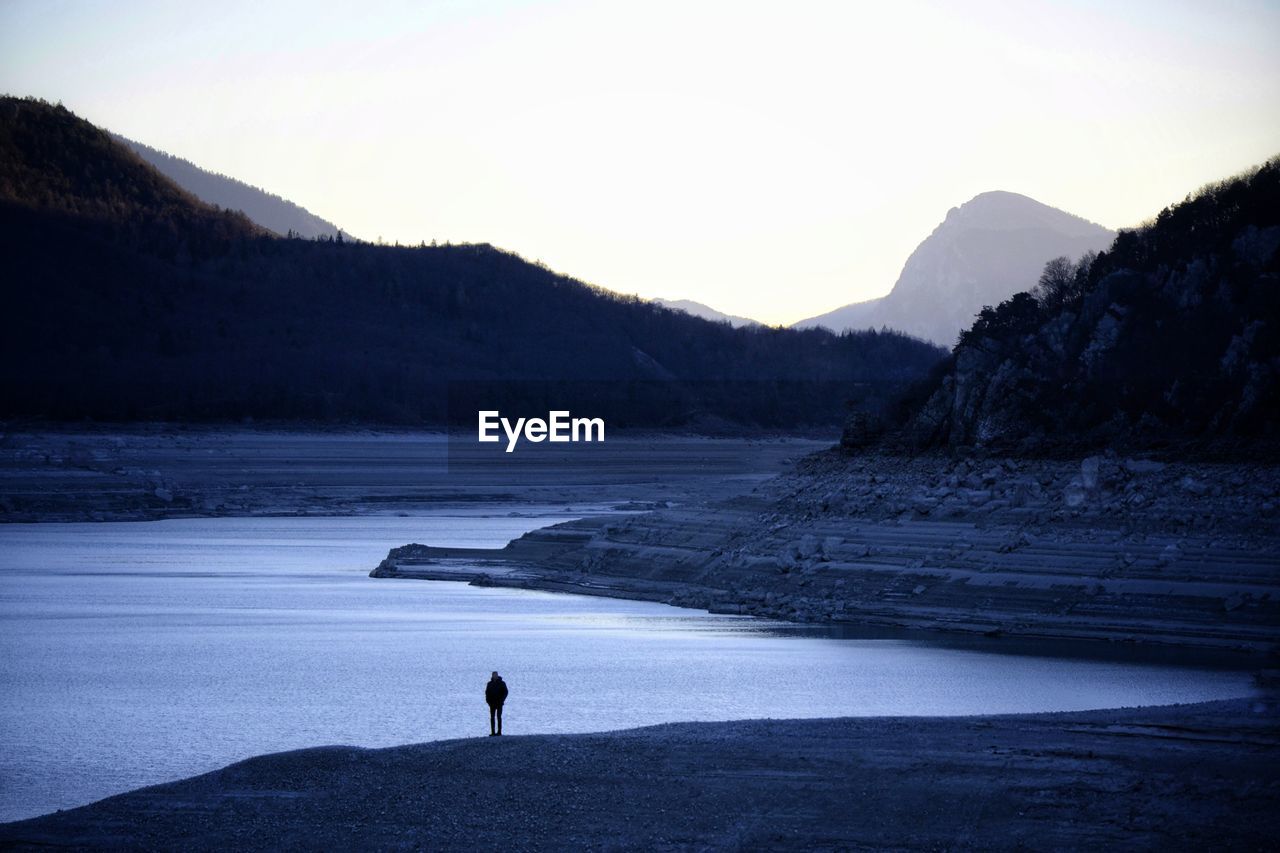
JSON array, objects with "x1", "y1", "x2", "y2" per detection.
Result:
[
  {"x1": 496, "y1": 704, "x2": 503, "y2": 735},
  {"x1": 489, "y1": 705, "x2": 496, "y2": 736}
]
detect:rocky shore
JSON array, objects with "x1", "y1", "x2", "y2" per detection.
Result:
[
  {"x1": 375, "y1": 450, "x2": 1280, "y2": 653},
  {"x1": 3, "y1": 699, "x2": 1275, "y2": 850}
]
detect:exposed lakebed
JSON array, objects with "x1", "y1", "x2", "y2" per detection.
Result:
[{"x1": 0, "y1": 513, "x2": 1257, "y2": 822}]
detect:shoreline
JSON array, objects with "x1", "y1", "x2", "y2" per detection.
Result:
[
  {"x1": 3, "y1": 698, "x2": 1276, "y2": 850},
  {"x1": 374, "y1": 451, "x2": 1280, "y2": 655}
]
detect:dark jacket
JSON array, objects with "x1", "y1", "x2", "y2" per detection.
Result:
[{"x1": 485, "y1": 677, "x2": 508, "y2": 707}]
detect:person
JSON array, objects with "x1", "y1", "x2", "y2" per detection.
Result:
[{"x1": 485, "y1": 671, "x2": 508, "y2": 736}]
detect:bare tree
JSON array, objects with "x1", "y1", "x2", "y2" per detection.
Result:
[{"x1": 1033, "y1": 256, "x2": 1076, "y2": 308}]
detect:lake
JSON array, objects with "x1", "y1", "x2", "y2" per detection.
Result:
[{"x1": 0, "y1": 512, "x2": 1257, "y2": 822}]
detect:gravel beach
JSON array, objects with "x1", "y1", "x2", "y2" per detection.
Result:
[{"x1": 2, "y1": 699, "x2": 1275, "y2": 850}]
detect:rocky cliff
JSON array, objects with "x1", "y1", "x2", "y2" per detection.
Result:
[{"x1": 904, "y1": 160, "x2": 1280, "y2": 454}]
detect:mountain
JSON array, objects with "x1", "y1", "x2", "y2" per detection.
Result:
[
  {"x1": 795, "y1": 192, "x2": 1115, "y2": 346},
  {"x1": 895, "y1": 158, "x2": 1280, "y2": 454},
  {"x1": 111, "y1": 132, "x2": 348, "y2": 240},
  {"x1": 654, "y1": 298, "x2": 760, "y2": 328},
  {"x1": 0, "y1": 97, "x2": 945, "y2": 427}
]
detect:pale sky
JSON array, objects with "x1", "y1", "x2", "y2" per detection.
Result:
[{"x1": 2, "y1": 0, "x2": 1278, "y2": 325}]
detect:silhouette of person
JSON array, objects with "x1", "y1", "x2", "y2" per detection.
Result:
[{"x1": 485, "y1": 671, "x2": 508, "y2": 736}]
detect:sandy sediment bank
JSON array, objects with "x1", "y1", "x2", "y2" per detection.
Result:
[
  {"x1": 2, "y1": 699, "x2": 1275, "y2": 850},
  {"x1": 375, "y1": 452, "x2": 1280, "y2": 653}
]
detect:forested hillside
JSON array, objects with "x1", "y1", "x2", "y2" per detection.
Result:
[
  {"x1": 895, "y1": 159, "x2": 1280, "y2": 455},
  {"x1": 0, "y1": 98, "x2": 263, "y2": 255},
  {"x1": 0, "y1": 97, "x2": 944, "y2": 426}
]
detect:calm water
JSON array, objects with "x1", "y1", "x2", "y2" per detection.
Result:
[{"x1": 0, "y1": 513, "x2": 1257, "y2": 822}]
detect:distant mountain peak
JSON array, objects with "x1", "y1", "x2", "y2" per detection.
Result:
[
  {"x1": 940, "y1": 190, "x2": 1110, "y2": 237},
  {"x1": 654, "y1": 298, "x2": 761, "y2": 328},
  {"x1": 950, "y1": 189, "x2": 1038, "y2": 212},
  {"x1": 794, "y1": 192, "x2": 1115, "y2": 346}
]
